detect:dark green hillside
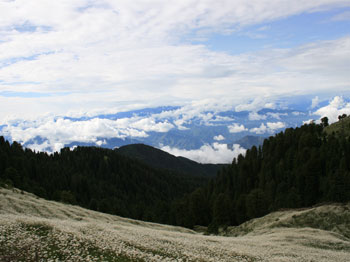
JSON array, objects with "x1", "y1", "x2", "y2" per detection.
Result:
[
  {"x1": 0, "y1": 139, "x2": 206, "y2": 224},
  {"x1": 117, "y1": 144, "x2": 223, "y2": 177},
  {"x1": 173, "y1": 120, "x2": 350, "y2": 230}
]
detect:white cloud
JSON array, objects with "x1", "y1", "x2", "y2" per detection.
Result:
[
  {"x1": 249, "y1": 112, "x2": 267, "y2": 121},
  {"x1": 211, "y1": 115, "x2": 235, "y2": 122},
  {"x1": 314, "y1": 96, "x2": 350, "y2": 123},
  {"x1": 250, "y1": 123, "x2": 268, "y2": 134},
  {"x1": 130, "y1": 118, "x2": 174, "y2": 133},
  {"x1": 0, "y1": 1, "x2": 349, "y2": 119},
  {"x1": 266, "y1": 112, "x2": 288, "y2": 120},
  {"x1": 250, "y1": 121, "x2": 286, "y2": 134},
  {"x1": 96, "y1": 140, "x2": 107, "y2": 146},
  {"x1": 173, "y1": 119, "x2": 189, "y2": 130},
  {"x1": 266, "y1": 121, "x2": 286, "y2": 130},
  {"x1": 1, "y1": 115, "x2": 176, "y2": 152},
  {"x1": 311, "y1": 96, "x2": 320, "y2": 109},
  {"x1": 303, "y1": 119, "x2": 315, "y2": 125},
  {"x1": 264, "y1": 103, "x2": 276, "y2": 109},
  {"x1": 161, "y1": 143, "x2": 246, "y2": 164},
  {"x1": 213, "y1": 135, "x2": 225, "y2": 141},
  {"x1": 235, "y1": 97, "x2": 273, "y2": 112},
  {"x1": 152, "y1": 99, "x2": 236, "y2": 128},
  {"x1": 292, "y1": 111, "x2": 305, "y2": 116},
  {"x1": 331, "y1": 11, "x2": 350, "y2": 21},
  {"x1": 228, "y1": 123, "x2": 248, "y2": 133}
]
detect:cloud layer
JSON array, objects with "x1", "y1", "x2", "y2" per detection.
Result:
[
  {"x1": 1, "y1": 95, "x2": 349, "y2": 163},
  {"x1": 161, "y1": 143, "x2": 246, "y2": 164},
  {"x1": 228, "y1": 123, "x2": 248, "y2": 133},
  {"x1": 0, "y1": 1, "x2": 350, "y2": 119},
  {"x1": 2, "y1": 115, "x2": 173, "y2": 152}
]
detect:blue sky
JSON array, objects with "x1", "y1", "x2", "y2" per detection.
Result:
[
  {"x1": 1, "y1": 1, "x2": 350, "y2": 162},
  {"x1": 204, "y1": 7, "x2": 350, "y2": 54}
]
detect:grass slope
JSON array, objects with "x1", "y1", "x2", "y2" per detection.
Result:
[
  {"x1": 1, "y1": 187, "x2": 350, "y2": 262},
  {"x1": 226, "y1": 204, "x2": 350, "y2": 239},
  {"x1": 324, "y1": 115, "x2": 350, "y2": 137}
]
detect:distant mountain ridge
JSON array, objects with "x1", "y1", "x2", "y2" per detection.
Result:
[
  {"x1": 232, "y1": 135, "x2": 266, "y2": 149},
  {"x1": 117, "y1": 144, "x2": 224, "y2": 177}
]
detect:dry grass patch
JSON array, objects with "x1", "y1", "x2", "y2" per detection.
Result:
[{"x1": 226, "y1": 203, "x2": 350, "y2": 239}]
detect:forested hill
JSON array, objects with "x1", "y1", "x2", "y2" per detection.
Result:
[
  {"x1": 172, "y1": 120, "x2": 350, "y2": 231},
  {"x1": 1, "y1": 118, "x2": 350, "y2": 231},
  {"x1": 117, "y1": 143, "x2": 223, "y2": 177},
  {"x1": 0, "y1": 140, "x2": 207, "y2": 224}
]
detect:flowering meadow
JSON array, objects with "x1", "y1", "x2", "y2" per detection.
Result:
[{"x1": 1, "y1": 188, "x2": 349, "y2": 262}]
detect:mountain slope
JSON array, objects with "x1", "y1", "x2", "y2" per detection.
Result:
[
  {"x1": 231, "y1": 135, "x2": 266, "y2": 149},
  {"x1": 324, "y1": 115, "x2": 350, "y2": 137},
  {"x1": 117, "y1": 143, "x2": 223, "y2": 177},
  {"x1": 226, "y1": 203, "x2": 350, "y2": 239},
  {"x1": 175, "y1": 121, "x2": 350, "y2": 229},
  {"x1": 1, "y1": 187, "x2": 349, "y2": 262}
]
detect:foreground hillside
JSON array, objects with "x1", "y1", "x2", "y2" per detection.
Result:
[{"x1": 1, "y1": 187, "x2": 349, "y2": 262}]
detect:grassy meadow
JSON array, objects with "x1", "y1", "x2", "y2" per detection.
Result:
[{"x1": 1, "y1": 187, "x2": 349, "y2": 262}]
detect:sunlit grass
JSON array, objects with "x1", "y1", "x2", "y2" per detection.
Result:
[{"x1": 1, "y1": 188, "x2": 349, "y2": 262}]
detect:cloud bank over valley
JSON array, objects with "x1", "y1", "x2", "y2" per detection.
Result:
[{"x1": 1, "y1": 96, "x2": 349, "y2": 163}]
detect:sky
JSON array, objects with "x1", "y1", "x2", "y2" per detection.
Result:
[{"x1": 1, "y1": 0, "x2": 350, "y2": 162}]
